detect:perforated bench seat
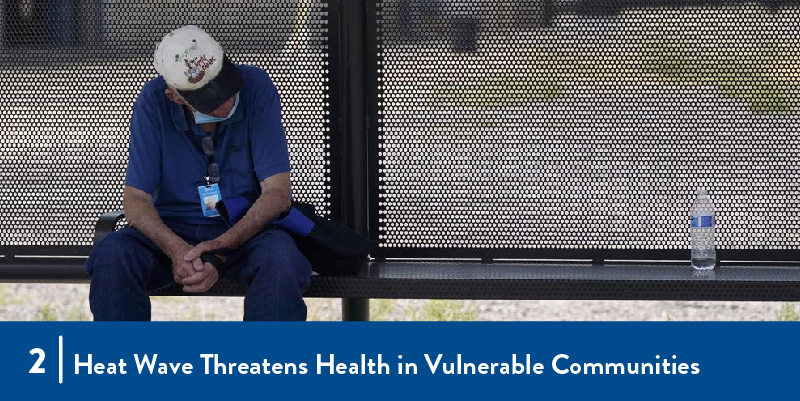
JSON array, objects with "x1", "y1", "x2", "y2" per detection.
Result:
[
  {"x1": 3, "y1": 211, "x2": 799, "y2": 302},
  {"x1": 154, "y1": 261, "x2": 800, "y2": 301},
  {"x1": 2, "y1": 259, "x2": 800, "y2": 302},
  {"x1": 71, "y1": 210, "x2": 798, "y2": 300}
]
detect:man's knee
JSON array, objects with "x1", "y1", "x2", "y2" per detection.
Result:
[
  {"x1": 244, "y1": 229, "x2": 311, "y2": 289},
  {"x1": 248, "y1": 229, "x2": 304, "y2": 262},
  {"x1": 242, "y1": 229, "x2": 310, "y2": 321},
  {"x1": 87, "y1": 228, "x2": 164, "y2": 321},
  {"x1": 86, "y1": 228, "x2": 157, "y2": 281}
]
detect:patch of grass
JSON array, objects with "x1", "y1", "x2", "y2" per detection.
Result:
[
  {"x1": 428, "y1": 5, "x2": 797, "y2": 113},
  {"x1": 775, "y1": 303, "x2": 799, "y2": 321},
  {"x1": 719, "y1": 81, "x2": 793, "y2": 114},
  {"x1": 306, "y1": 298, "x2": 338, "y2": 321},
  {"x1": 407, "y1": 300, "x2": 477, "y2": 321},
  {"x1": 636, "y1": 4, "x2": 796, "y2": 113},
  {"x1": 183, "y1": 300, "x2": 199, "y2": 321},
  {"x1": 0, "y1": 284, "x2": 24, "y2": 306},
  {"x1": 445, "y1": 4, "x2": 798, "y2": 114},
  {"x1": 0, "y1": 285, "x2": 10, "y2": 306},
  {"x1": 66, "y1": 305, "x2": 90, "y2": 321},
  {"x1": 35, "y1": 304, "x2": 59, "y2": 321},
  {"x1": 370, "y1": 299, "x2": 398, "y2": 321},
  {"x1": 646, "y1": 46, "x2": 794, "y2": 113}
]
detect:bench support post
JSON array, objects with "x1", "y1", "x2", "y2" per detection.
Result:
[
  {"x1": 331, "y1": 0, "x2": 372, "y2": 323},
  {"x1": 342, "y1": 298, "x2": 369, "y2": 321}
]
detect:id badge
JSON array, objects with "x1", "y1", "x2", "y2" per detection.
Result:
[{"x1": 198, "y1": 183, "x2": 222, "y2": 217}]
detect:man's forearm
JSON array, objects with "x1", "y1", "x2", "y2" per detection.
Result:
[
  {"x1": 124, "y1": 188, "x2": 187, "y2": 258},
  {"x1": 216, "y1": 188, "x2": 290, "y2": 250}
]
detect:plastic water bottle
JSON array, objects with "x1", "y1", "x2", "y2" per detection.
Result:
[{"x1": 690, "y1": 188, "x2": 716, "y2": 270}]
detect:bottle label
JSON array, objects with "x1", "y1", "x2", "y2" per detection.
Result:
[{"x1": 691, "y1": 216, "x2": 715, "y2": 228}]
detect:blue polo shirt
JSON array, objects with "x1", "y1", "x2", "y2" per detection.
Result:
[{"x1": 125, "y1": 65, "x2": 291, "y2": 225}]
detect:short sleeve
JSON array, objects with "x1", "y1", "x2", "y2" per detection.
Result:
[
  {"x1": 251, "y1": 79, "x2": 291, "y2": 182},
  {"x1": 124, "y1": 93, "x2": 162, "y2": 195}
]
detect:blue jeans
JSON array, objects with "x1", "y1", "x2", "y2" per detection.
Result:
[{"x1": 86, "y1": 220, "x2": 312, "y2": 321}]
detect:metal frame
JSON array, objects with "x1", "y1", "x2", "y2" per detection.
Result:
[
  {"x1": 330, "y1": 0, "x2": 373, "y2": 321},
  {"x1": 0, "y1": 246, "x2": 93, "y2": 258},
  {"x1": 3, "y1": 0, "x2": 800, "y2": 321},
  {"x1": 374, "y1": 248, "x2": 800, "y2": 264},
  {"x1": 326, "y1": 0, "x2": 344, "y2": 225},
  {"x1": 1, "y1": 0, "x2": 796, "y2": 267},
  {"x1": 313, "y1": 262, "x2": 800, "y2": 301},
  {"x1": 366, "y1": 0, "x2": 381, "y2": 253},
  {"x1": 365, "y1": 0, "x2": 800, "y2": 265}
]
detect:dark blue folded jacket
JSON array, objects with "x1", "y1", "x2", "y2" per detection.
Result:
[{"x1": 216, "y1": 199, "x2": 372, "y2": 276}]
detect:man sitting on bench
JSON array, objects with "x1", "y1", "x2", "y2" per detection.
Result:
[{"x1": 86, "y1": 25, "x2": 312, "y2": 321}]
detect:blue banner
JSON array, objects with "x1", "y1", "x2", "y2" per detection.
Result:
[{"x1": 0, "y1": 322, "x2": 796, "y2": 400}]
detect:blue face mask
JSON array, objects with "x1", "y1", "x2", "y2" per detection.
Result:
[{"x1": 194, "y1": 93, "x2": 239, "y2": 124}]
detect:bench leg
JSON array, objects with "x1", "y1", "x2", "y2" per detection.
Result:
[{"x1": 342, "y1": 298, "x2": 369, "y2": 321}]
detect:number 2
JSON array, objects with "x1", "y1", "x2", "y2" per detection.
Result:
[{"x1": 29, "y1": 348, "x2": 45, "y2": 374}]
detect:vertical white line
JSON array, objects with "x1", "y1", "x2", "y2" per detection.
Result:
[{"x1": 59, "y1": 335, "x2": 63, "y2": 384}]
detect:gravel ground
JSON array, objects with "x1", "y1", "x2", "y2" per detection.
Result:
[{"x1": 0, "y1": 283, "x2": 790, "y2": 321}]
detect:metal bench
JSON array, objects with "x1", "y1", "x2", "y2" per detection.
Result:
[{"x1": 0, "y1": 207, "x2": 797, "y2": 320}]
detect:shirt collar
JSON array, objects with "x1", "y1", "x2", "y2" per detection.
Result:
[{"x1": 169, "y1": 95, "x2": 244, "y2": 132}]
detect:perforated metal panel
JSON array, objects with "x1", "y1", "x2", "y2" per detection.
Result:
[
  {"x1": 375, "y1": 1, "x2": 800, "y2": 257},
  {"x1": 0, "y1": 0, "x2": 331, "y2": 252}
]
